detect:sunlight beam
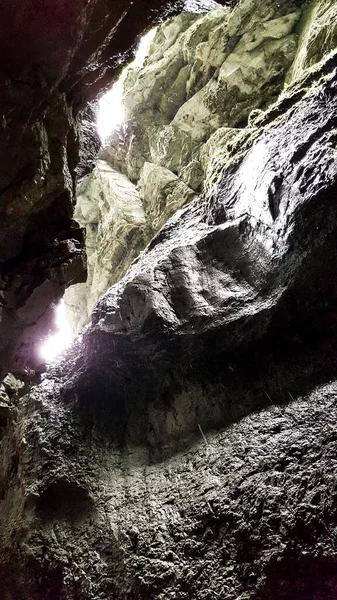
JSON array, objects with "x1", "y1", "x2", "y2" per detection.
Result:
[{"x1": 39, "y1": 299, "x2": 73, "y2": 363}]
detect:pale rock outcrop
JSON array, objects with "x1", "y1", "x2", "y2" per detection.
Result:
[
  {"x1": 138, "y1": 162, "x2": 196, "y2": 232},
  {"x1": 1, "y1": 0, "x2": 337, "y2": 599},
  {"x1": 66, "y1": 160, "x2": 147, "y2": 331},
  {"x1": 69, "y1": 0, "x2": 307, "y2": 329},
  {"x1": 0, "y1": 0, "x2": 184, "y2": 374},
  {"x1": 287, "y1": 0, "x2": 337, "y2": 82},
  {"x1": 125, "y1": 0, "x2": 301, "y2": 167}
]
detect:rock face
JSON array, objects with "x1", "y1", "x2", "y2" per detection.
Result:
[
  {"x1": 69, "y1": 0, "x2": 337, "y2": 330},
  {"x1": 1, "y1": 0, "x2": 337, "y2": 598},
  {"x1": 4, "y1": 381, "x2": 336, "y2": 600},
  {"x1": 66, "y1": 161, "x2": 148, "y2": 332},
  {"x1": 0, "y1": 0, "x2": 184, "y2": 375},
  {"x1": 0, "y1": 0, "x2": 337, "y2": 594}
]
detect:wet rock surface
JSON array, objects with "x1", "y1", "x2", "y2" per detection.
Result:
[
  {"x1": 0, "y1": 55, "x2": 336, "y2": 598},
  {"x1": 1, "y1": 0, "x2": 337, "y2": 598},
  {"x1": 13, "y1": 385, "x2": 337, "y2": 600},
  {"x1": 66, "y1": 160, "x2": 148, "y2": 332}
]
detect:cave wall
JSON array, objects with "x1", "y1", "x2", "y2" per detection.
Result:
[
  {"x1": 0, "y1": 0, "x2": 337, "y2": 599},
  {"x1": 0, "y1": 0, "x2": 185, "y2": 375},
  {"x1": 1, "y1": 59, "x2": 337, "y2": 597},
  {"x1": 67, "y1": 0, "x2": 337, "y2": 331}
]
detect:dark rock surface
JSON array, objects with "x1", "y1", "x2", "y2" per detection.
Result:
[
  {"x1": 0, "y1": 0, "x2": 186, "y2": 375},
  {"x1": 74, "y1": 0, "x2": 337, "y2": 333},
  {"x1": 0, "y1": 58, "x2": 336, "y2": 598}
]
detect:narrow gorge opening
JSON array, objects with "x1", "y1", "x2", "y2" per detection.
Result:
[
  {"x1": 38, "y1": 29, "x2": 158, "y2": 364},
  {"x1": 1, "y1": 0, "x2": 337, "y2": 598},
  {"x1": 39, "y1": 299, "x2": 73, "y2": 363},
  {"x1": 97, "y1": 28, "x2": 157, "y2": 144}
]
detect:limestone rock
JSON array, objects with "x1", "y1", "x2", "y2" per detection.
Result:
[
  {"x1": 0, "y1": 0, "x2": 185, "y2": 374},
  {"x1": 123, "y1": 43, "x2": 185, "y2": 118},
  {"x1": 138, "y1": 162, "x2": 196, "y2": 232},
  {"x1": 2, "y1": 1, "x2": 337, "y2": 597},
  {"x1": 65, "y1": 160, "x2": 148, "y2": 330},
  {"x1": 1, "y1": 66, "x2": 337, "y2": 599},
  {"x1": 69, "y1": 0, "x2": 337, "y2": 336},
  {"x1": 179, "y1": 157, "x2": 204, "y2": 190},
  {"x1": 74, "y1": 0, "x2": 307, "y2": 332},
  {"x1": 173, "y1": 10, "x2": 299, "y2": 140},
  {"x1": 0, "y1": 387, "x2": 15, "y2": 422},
  {"x1": 200, "y1": 126, "x2": 249, "y2": 193},
  {"x1": 101, "y1": 121, "x2": 152, "y2": 183},
  {"x1": 149, "y1": 122, "x2": 200, "y2": 174},
  {"x1": 287, "y1": 0, "x2": 337, "y2": 82},
  {"x1": 144, "y1": 13, "x2": 199, "y2": 66}
]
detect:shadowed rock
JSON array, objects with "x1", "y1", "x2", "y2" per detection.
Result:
[{"x1": 0, "y1": 61, "x2": 336, "y2": 598}]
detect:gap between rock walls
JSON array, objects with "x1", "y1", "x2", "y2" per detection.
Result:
[{"x1": 0, "y1": 1, "x2": 337, "y2": 599}]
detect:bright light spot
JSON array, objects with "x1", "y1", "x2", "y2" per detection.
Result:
[
  {"x1": 97, "y1": 28, "x2": 157, "y2": 143},
  {"x1": 39, "y1": 299, "x2": 73, "y2": 363},
  {"x1": 132, "y1": 28, "x2": 157, "y2": 69},
  {"x1": 97, "y1": 74, "x2": 126, "y2": 144}
]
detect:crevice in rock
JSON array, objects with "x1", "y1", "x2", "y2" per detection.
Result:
[
  {"x1": 36, "y1": 480, "x2": 95, "y2": 524},
  {"x1": 0, "y1": 0, "x2": 337, "y2": 598}
]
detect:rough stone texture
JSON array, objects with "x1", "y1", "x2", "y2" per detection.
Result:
[
  {"x1": 3, "y1": 383, "x2": 335, "y2": 600},
  {"x1": 121, "y1": 0, "x2": 302, "y2": 173},
  {"x1": 0, "y1": 92, "x2": 87, "y2": 374},
  {"x1": 0, "y1": 55, "x2": 337, "y2": 598},
  {"x1": 0, "y1": 0, "x2": 185, "y2": 375},
  {"x1": 71, "y1": 0, "x2": 337, "y2": 332},
  {"x1": 77, "y1": 102, "x2": 102, "y2": 180},
  {"x1": 138, "y1": 162, "x2": 196, "y2": 232},
  {"x1": 287, "y1": 0, "x2": 337, "y2": 82},
  {"x1": 66, "y1": 160, "x2": 148, "y2": 332},
  {"x1": 1, "y1": 0, "x2": 337, "y2": 598}
]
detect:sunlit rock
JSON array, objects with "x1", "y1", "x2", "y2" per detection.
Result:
[
  {"x1": 65, "y1": 160, "x2": 147, "y2": 331},
  {"x1": 0, "y1": 0, "x2": 184, "y2": 374},
  {"x1": 1, "y1": 0, "x2": 337, "y2": 598},
  {"x1": 138, "y1": 161, "x2": 196, "y2": 231},
  {"x1": 2, "y1": 60, "x2": 337, "y2": 599}
]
